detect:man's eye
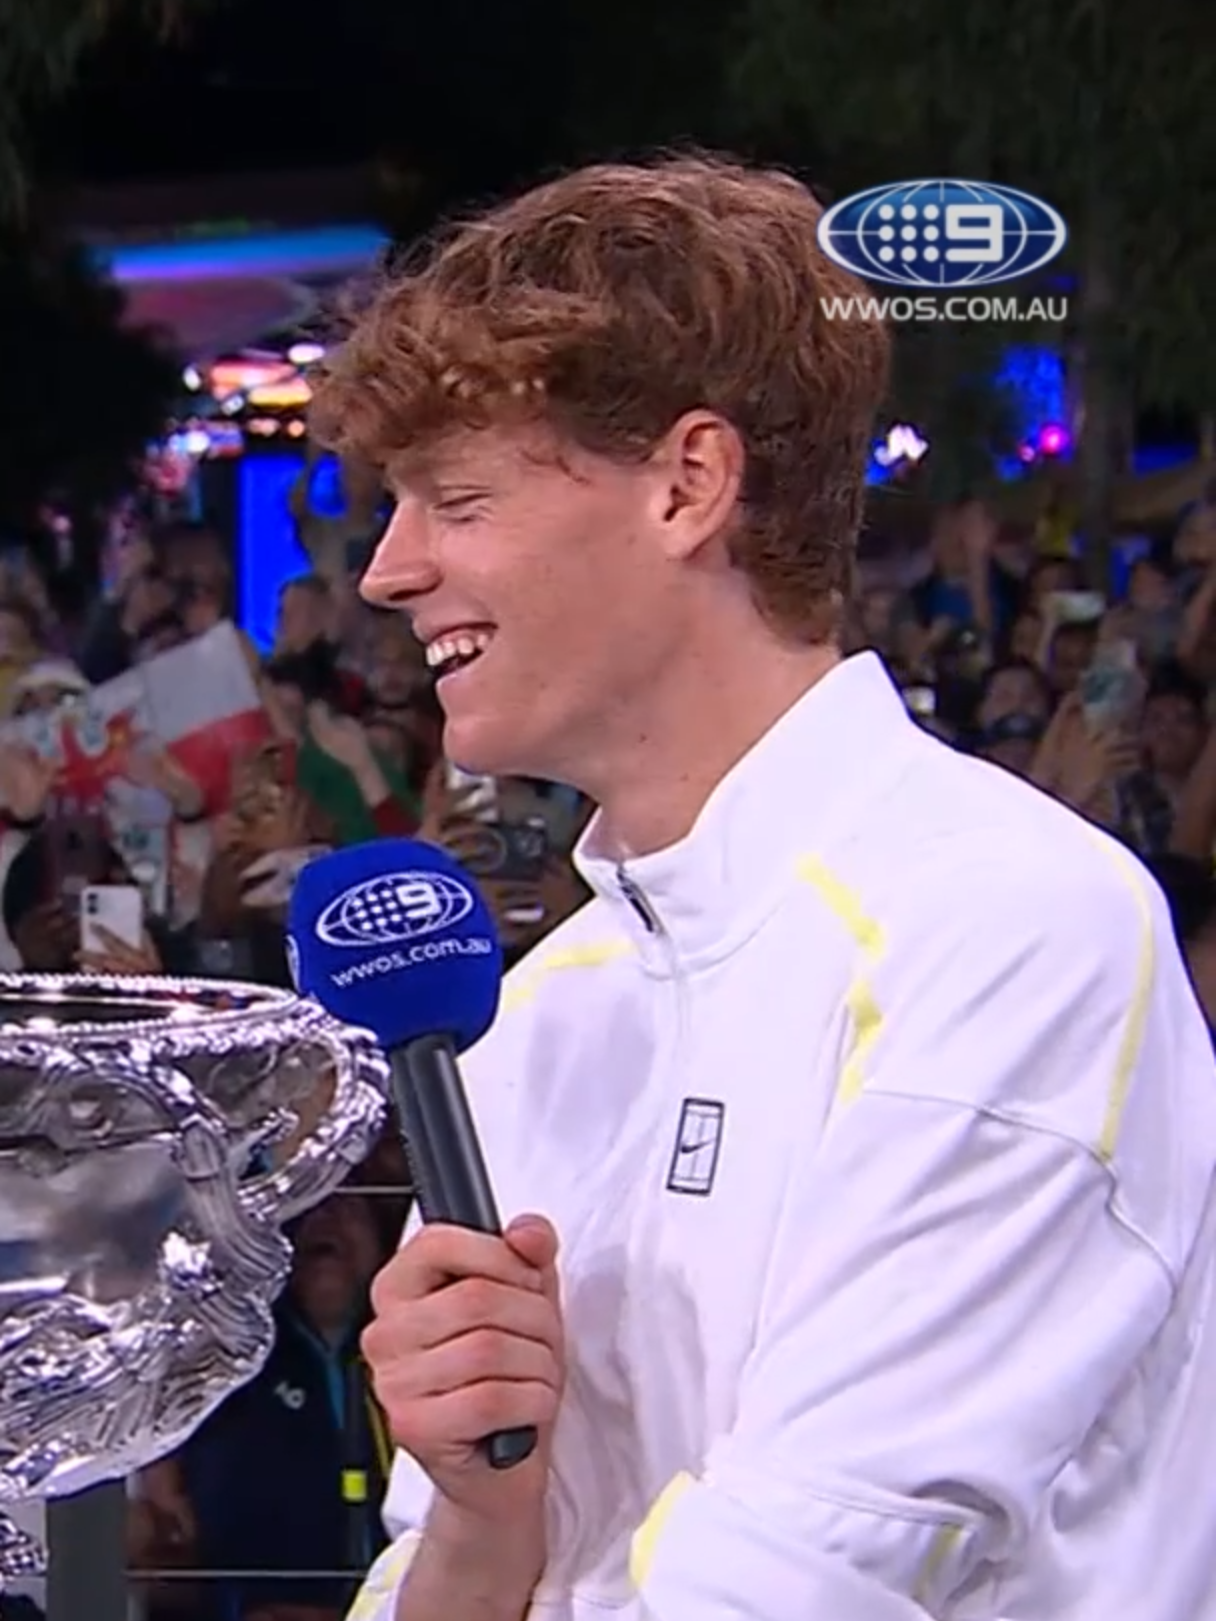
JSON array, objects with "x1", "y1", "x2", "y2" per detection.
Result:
[{"x1": 435, "y1": 496, "x2": 486, "y2": 523}]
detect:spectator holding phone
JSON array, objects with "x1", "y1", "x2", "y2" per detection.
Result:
[
  {"x1": 1031, "y1": 690, "x2": 1140, "y2": 828},
  {"x1": 415, "y1": 763, "x2": 589, "y2": 961},
  {"x1": 0, "y1": 822, "x2": 170, "y2": 975},
  {"x1": 1116, "y1": 662, "x2": 1209, "y2": 856},
  {"x1": 972, "y1": 658, "x2": 1054, "y2": 779}
]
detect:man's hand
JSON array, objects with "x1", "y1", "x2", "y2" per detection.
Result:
[
  {"x1": 125, "y1": 745, "x2": 205, "y2": 819},
  {"x1": 415, "y1": 759, "x2": 490, "y2": 845},
  {"x1": 362, "y1": 1216, "x2": 564, "y2": 1529},
  {"x1": 11, "y1": 899, "x2": 76, "y2": 973},
  {"x1": 0, "y1": 745, "x2": 56, "y2": 823},
  {"x1": 1031, "y1": 693, "x2": 1139, "y2": 825},
  {"x1": 307, "y1": 702, "x2": 377, "y2": 774},
  {"x1": 78, "y1": 925, "x2": 163, "y2": 978}
]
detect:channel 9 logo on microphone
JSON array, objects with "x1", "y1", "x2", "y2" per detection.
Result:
[
  {"x1": 313, "y1": 870, "x2": 494, "y2": 988},
  {"x1": 316, "y1": 871, "x2": 474, "y2": 948}
]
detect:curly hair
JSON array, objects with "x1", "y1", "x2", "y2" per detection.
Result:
[{"x1": 309, "y1": 153, "x2": 889, "y2": 642}]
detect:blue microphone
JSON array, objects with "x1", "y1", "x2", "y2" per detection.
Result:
[{"x1": 288, "y1": 837, "x2": 536, "y2": 1471}]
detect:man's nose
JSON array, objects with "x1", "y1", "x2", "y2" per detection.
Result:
[{"x1": 360, "y1": 501, "x2": 439, "y2": 608}]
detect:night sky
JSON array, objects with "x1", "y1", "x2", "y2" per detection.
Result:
[{"x1": 33, "y1": 0, "x2": 620, "y2": 212}]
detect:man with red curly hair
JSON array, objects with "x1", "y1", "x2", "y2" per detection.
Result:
[{"x1": 312, "y1": 156, "x2": 1216, "y2": 1621}]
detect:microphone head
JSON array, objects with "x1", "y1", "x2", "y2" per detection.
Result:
[{"x1": 287, "y1": 838, "x2": 503, "y2": 1053}]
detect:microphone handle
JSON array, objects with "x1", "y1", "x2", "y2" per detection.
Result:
[{"x1": 388, "y1": 1031, "x2": 538, "y2": 1472}]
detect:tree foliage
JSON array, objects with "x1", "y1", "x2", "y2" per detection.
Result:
[
  {"x1": 0, "y1": 0, "x2": 217, "y2": 209},
  {"x1": 0, "y1": 227, "x2": 181, "y2": 540},
  {"x1": 727, "y1": 0, "x2": 1216, "y2": 528}
]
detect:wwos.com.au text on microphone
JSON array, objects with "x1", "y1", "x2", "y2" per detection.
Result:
[{"x1": 330, "y1": 936, "x2": 494, "y2": 986}]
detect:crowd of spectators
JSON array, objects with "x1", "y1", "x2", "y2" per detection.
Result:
[
  {"x1": 0, "y1": 480, "x2": 590, "y2": 1621},
  {"x1": 846, "y1": 490, "x2": 1216, "y2": 1033},
  {"x1": 1, "y1": 464, "x2": 1215, "y2": 1620}
]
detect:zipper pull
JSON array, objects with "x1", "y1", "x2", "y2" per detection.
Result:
[{"x1": 616, "y1": 864, "x2": 661, "y2": 934}]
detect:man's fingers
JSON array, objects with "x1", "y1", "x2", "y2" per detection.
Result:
[
  {"x1": 376, "y1": 1326, "x2": 560, "y2": 1402},
  {"x1": 505, "y1": 1215, "x2": 559, "y2": 1275},
  {"x1": 366, "y1": 1274, "x2": 556, "y2": 1363},
  {"x1": 383, "y1": 1378, "x2": 561, "y2": 1456},
  {"x1": 369, "y1": 1224, "x2": 543, "y2": 1313}
]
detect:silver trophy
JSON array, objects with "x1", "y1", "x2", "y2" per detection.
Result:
[{"x1": 0, "y1": 972, "x2": 388, "y2": 1578}]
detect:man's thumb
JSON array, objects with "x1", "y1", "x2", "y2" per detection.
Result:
[{"x1": 505, "y1": 1214, "x2": 559, "y2": 1274}]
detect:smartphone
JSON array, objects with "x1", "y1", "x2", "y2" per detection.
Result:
[
  {"x1": 1080, "y1": 640, "x2": 1144, "y2": 732},
  {"x1": 468, "y1": 819, "x2": 550, "y2": 883},
  {"x1": 80, "y1": 885, "x2": 143, "y2": 955},
  {"x1": 1046, "y1": 590, "x2": 1106, "y2": 626}
]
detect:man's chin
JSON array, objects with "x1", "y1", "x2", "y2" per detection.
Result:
[{"x1": 441, "y1": 708, "x2": 514, "y2": 776}]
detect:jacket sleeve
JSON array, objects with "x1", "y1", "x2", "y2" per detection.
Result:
[
  {"x1": 345, "y1": 1257, "x2": 433, "y2": 1621},
  {"x1": 625, "y1": 844, "x2": 1214, "y2": 1620}
]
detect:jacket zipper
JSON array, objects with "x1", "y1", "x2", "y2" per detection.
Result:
[{"x1": 616, "y1": 863, "x2": 663, "y2": 934}]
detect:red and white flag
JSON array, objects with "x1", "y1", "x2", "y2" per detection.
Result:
[{"x1": 1, "y1": 622, "x2": 271, "y2": 815}]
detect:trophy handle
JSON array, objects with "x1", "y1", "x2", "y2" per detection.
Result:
[{"x1": 244, "y1": 1011, "x2": 388, "y2": 1226}]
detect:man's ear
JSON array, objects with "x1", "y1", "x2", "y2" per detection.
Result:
[{"x1": 647, "y1": 411, "x2": 744, "y2": 562}]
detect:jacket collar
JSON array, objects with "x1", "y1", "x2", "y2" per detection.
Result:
[{"x1": 574, "y1": 652, "x2": 921, "y2": 973}]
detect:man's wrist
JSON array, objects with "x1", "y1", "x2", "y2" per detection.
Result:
[
  {"x1": 428, "y1": 1492, "x2": 545, "y2": 1573},
  {"x1": 398, "y1": 1495, "x2": 544, "y2": 1621}
]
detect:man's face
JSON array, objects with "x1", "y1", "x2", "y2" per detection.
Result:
[
  {"x1": 1009, "y1": 611, "x2": 1042, "y2": 664},
  {"x1": 164, "y1": 531, "x2": 227, "y2": 592},
  {"x1": 363, "y1": 426, "x2": 690, "y2": 783},
  {"x1": 368, "y1": 628, "x2": 426, "y2": 708},
  {"x1": 980, "y1": 665, "x2": 1050, "y2": 729},
  {"x1": 288, "y1": 1193, "x2": 381, "y2": 1332},
  {"x1": 1048, "y1": 624, "x2": 1097, "y2": 695},
  {"x1": 1128, "y1": 560, "x2": 1173, "y2": 613},
  {"x1": 12, "y1": 683, "x2": 79, "y2": 718},
  {"x1": 1142, "y1": 692, "x2": 1206, "y2": 780},
  {"x1": 1028, "y1": 561, "x2": 1073, "y2": 609}
]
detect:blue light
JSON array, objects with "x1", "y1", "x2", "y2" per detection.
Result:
[
  {"x1": 237, "y1": 454, "x2": 312, "y2": 651},
  {"x1": 995, "y1": 346, "x2": 1068, "y2": 447},
  {"x1": 307, "y1": 455, "x2": 348, "y2": 518},
  {"x1": 96, "y1": 225, "x2": 390, "y2": 286}
]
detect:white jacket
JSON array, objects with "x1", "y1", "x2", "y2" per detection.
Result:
[{"x1": 352, "y1": 652, "x2": 1216, "y2": 1621}]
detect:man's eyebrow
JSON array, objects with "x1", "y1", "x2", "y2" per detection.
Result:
[
  {"x1": 385, "y1": 454, "x2": 493, "y2": 498},
  {"x1": 431, "y1": 483, "x2": 493, "y2": 500}
]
